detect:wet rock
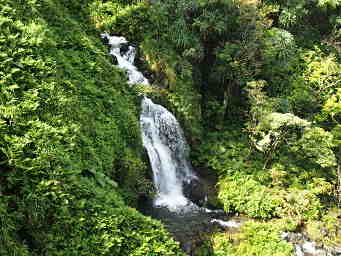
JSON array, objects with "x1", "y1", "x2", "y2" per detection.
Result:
[
  {"x1": 183, "y1": 178, "x2": 207, "y2": 206},
  {"x1": 182, "y1": 240, "x2": 192, "y2": 255},
  {"x1": 120, "y1": 43, "x2": 130, "y2": 56},
  {"x1": 282, "y1": 232, "x2": 341, "y2": 256},
  {"x1": 301, "y1": 241, "x2": 325, "y2": 255},
  {"x1": 111, "y1": 55, "x2": 118, "y2": 65},
  {"x1": 326, "y1": 246, "x2": 341, "y2": 256},
  {"x1": 334, "y1": 247, "x2": 341, "y2": 254},
  {"x1": 282, "y1": 232, "x2": 304, "y2": 244},
  {"x1": 100, "y1": 34, "x2": 109, "y2": 45},
  {"x1": 295, "y1": 244, "x2": 305, "y2": 256}
]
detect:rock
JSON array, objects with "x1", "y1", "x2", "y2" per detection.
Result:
[
  {"x1": 100, "y1": 34, "x2": 109, "y2": 45},
  {"x1": 111, "y1": 55, "x2": 118, "y2": 65},
  {"x1": 182, "y1": 240, "x2": 192, "y2": 255},
  {"x1": 326, "y1": 246, "x2": 341, "y2": 256},
  {"x1": 120, "y1": 43, "x2": 130, "y2": 56},
  {"x1": 183, "y1": 178, "x2": 207, "y2": 206},
  {"x1": 295, "y1": 244, "x2": 304, "y2": 256},
  {"x1": 334, "y1": 247, "x2": 341, "y2": 254},
  {"x1": 283, "y1": 232, "x2": 341, "y2": 256},
  {"x1": 302, "y1": 241, "x2": 324, "y2": 255}
]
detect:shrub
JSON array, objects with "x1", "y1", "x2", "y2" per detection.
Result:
[
  {"x1": 211, "y1": 221, "x2": 293, "y2": 256},
  {"x1": 218, "y1": 176, "x2": 280, "y2": 218}
]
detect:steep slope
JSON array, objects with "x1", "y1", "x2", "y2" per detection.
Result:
[{"x1": 0, "y1": 0, "x2": 183, "y2": 255}]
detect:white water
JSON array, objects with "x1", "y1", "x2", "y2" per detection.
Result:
[
  {"x1": 302, "y1": 241, "x2": 323, "y2": 255},
  {"x1": 281, "y1": 232, "x2": 339, "y2": 256},
  {"x1": 140, "y1": 97, "x2": 197, "y2": 212},
  {"x1": 295, "y1": 244, "x2": 305, "y2": 256},
  {"x1": 101, "y1": 33, "x2": 149, "y2": 85},
  {"x1": 102, "y1": 33, "x2": 197, "y2": 212},
  {"x1": 211, "y1": 219, "x2": 240, "y2": 228}
]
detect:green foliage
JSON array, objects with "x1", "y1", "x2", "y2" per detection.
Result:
[
  {"x1": 323, "y1": 88, "x2": 341, "y2": 122},
  {"x1": 252, "y1": 112, "x2": 310, "y2": 154},
  {"x1": 191, "y1": 0, "x2": 237, "y2": 42},
  {"x1": 306, "y1": 209, "x2": 341, "y2": 247},
  {"x1": 195, "y1": 124, "x2": 327, "y2": 220},
  {"x1": 16, "y1": 176, "x2": 184, "y2": 255},
  {"x1": 260, "y1": 28, "x2": 300, "y2": 96},
  {"x1": 235, "y1": 221, "x2": 293, "y2": 256},
  {"x1": 276, "y1": 188, "x2": 323, "y2": 220},
  {"x1": 88, "y1": 1, "x2": 151, "y2": 42},
  {"x1": 1, "y1": 0, "x2": 340, "y2": 255},
  {"x1": 212, "y1": 221, "x2": 293, "y2": 256},
  {"x1": 211, "y1": 232, "x2": 235, "y2": 256},
  {"x1": 289, "y1": 49, "x2": 341, "y2": 120},
  {"x1": 92, "y1": 208, "x2": 184, "y2": 256},
  {"x1": 193, "y1": 129, "x2": 259, "y2": 177},
  {"x1": 218, "y1": 176, "x2": 280, "y2": 218},
  {"x1": 264, "y1": 0, "x2": 340, "y2": 39},
  {"x1": 217, "y1": 175, "x2": 323, "y2": 220},
  {"x1": 303, "y1": 52, "x2": 341, "y2": 103},
  {"x1": 0, "y1": 0, "x2": 183, "y2": 254},
  {"x1": 291, "y1": 127, "x2": 336, "y2": 168},
  {"x1": 0, "y1": 198, "x2": 30, "y2": 256}
]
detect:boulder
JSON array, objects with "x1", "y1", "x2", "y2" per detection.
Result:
[{"x1": 183, "y1": 178, "x2": 207, "y2": 206}]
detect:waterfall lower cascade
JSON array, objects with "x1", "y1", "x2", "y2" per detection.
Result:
[
  {"x1": 140, "y1": 97, "x2": 198, "y2": 212},
  {"x1": 101, "y1": 33, "x2": 197, "y2": 212}
]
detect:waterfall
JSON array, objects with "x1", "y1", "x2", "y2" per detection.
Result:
[
  {"x1": 102, "y1": 33, "x2": 197, "y2": 212},
  {"x1": 101, "y1": 33, "x2": 149, "y2": 85},
  {"x1": 140, "y1": 97, "x2": 197, "y2": 212},
  {"x1": 100, "y1": 33, "x2": 341, "y2": 256}
]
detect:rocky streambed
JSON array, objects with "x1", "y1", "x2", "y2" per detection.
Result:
[
  {"x1": 142, "y1": 206, "x2": 341, "y2": 256},
  {"x1": 139, "y1": 170, "x2": 341, "y2": 256},
  {"x1": 283, "y1": 232, "x2": 341, "y2": 256}
]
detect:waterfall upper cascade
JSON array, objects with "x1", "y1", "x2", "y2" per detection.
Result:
[
  {"x1": 101, "y1": 33, "x2": 197, "y2": 212},
  {"x1": 101, "y1": 33, "x2": 149, "y2": 85}
]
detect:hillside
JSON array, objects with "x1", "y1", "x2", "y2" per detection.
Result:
[{"x1": 0, "y1": 0, "x2": 183, "y2": 255}]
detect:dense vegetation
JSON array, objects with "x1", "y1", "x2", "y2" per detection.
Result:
[
  {"x1": 1, "y1": 0, "x2": 340, "y2": 255},
  {"x1": 0, "y1": 0, "x2": 184, "y2": 255}
]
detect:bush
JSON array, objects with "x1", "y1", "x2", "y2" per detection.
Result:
[
  {"x1": 88, "y1": 1, "x2": 152, "y2": 42},
  {"x1": 218, "y1": 176, "x2": 280, "y2": 218},
  {"x1": 212, "y1": 221, "x2": 293, "y2": 256},
  {"x1": 234, "y1": 221, "x2": 293, "y2": 256}
]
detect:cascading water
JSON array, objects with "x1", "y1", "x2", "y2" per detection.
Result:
[
  {"x1": 101, "y1": 32, "x2": 197, "y2": 212},
  {"x1": 140, "y1": 97, "x2": 197, "y2": 211},
  {"x1": 101, "y1": 33, "x2": 149, "y2": 85}
]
